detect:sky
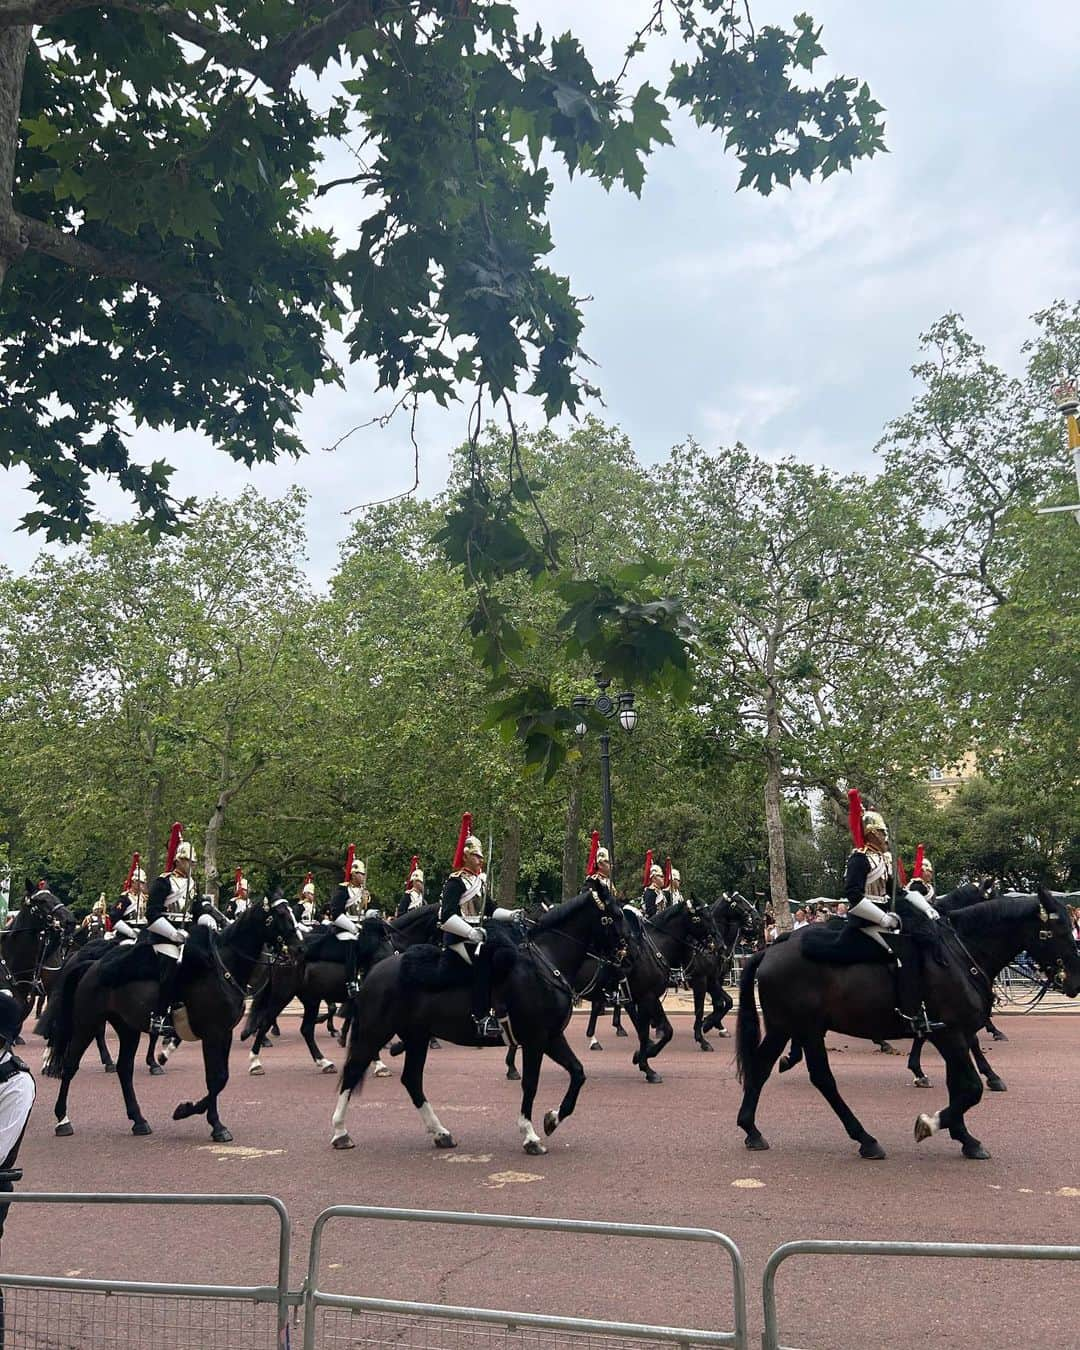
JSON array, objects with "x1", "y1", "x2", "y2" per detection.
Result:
[{"x1": 4, "y1": 0, "x2": 1079, "y2": 583}]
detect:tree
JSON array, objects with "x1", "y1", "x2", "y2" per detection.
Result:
[{"x1": 656, "y1": 441, "x2": 963, "y2": 927}]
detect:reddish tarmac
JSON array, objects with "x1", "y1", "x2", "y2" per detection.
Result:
[{"x1": 7, "y1": 1011, "x2": 1080, "y2": 1348}]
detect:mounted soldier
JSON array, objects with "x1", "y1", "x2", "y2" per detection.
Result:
[
  {"x1": 298, "y1": 873, "x2": 316, "y2": 926},
  {"x1": 330, "y1": 846, "x2": 375, "y2": 998},
  {"x1": 0, "y1": 989, "x2": 34, "y2": 1288},
  {"x1": 641, "y1": 853, "x2": 666, "y2": 918},
  {"x1": 396, "y1": 857, "x2": 426, "y2": 917},
  {"x1": 665, "y1": 860, "x2": 685, "y2": 909},
  {"x1": 843, "y1": 790, "x2": 941, "y2": 1036},
  {"x1": 586, "y1": 835, "x2": 616, "y2": 897},
  {"x1": 438, "y1": 813, "x2": 520, "y2": 1040},
  {"x1": 147, "y1": 823, "x2": 198, "y2": 1035},
  {"x1": 108, "y1": 853, "x2": 145, "y2": 945}
]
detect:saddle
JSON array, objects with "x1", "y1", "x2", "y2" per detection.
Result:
[
  {"x1": 799, "y1": 918, "x2": 896, "y2": 967},
  {"x1": 399, "y1": 924, "x2": 519, "y2": 994}
]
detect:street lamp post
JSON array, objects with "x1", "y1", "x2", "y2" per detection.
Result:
[{"x1": 573, "y1": 675, "x2": 637, "y2": 867}]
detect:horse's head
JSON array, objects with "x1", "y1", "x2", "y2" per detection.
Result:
[
  {"x1": 26, "y1": 889, "x2": 73, "y2": 932},
  {"x1": 267, "y1": 897, "x2": 304, "y2": 956},
  {"x1": 356, "y1": 913, "x2": 394, "y2": 969},
  {"x1": 682, "y1": 899, "x2": 720, "y2": 950},
  {"x1": 583, "y1": 878, "x2": 630, "y2": 964},
  {"x1": 1025, "y1": 889, "x2": 1080, "y2": 998},
  {"x1": 729, "y1": 891, "x2": 764, "y2": 942}
]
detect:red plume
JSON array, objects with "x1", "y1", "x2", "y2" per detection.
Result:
[
  {"x1": 913, "y1": 845, "x2": 925, "y2": 880},
  {"x1": 847, "y1": 790, "x2": 864, "y2": 849},
  {"x1": 234, "y1": 867, "x2": 243, "y2": 893},
  {"x1": 452, "y1": 813, "x2": 472, "y2": 871},
  {"x1": 304, "y1": 871, "x2": 313, "y2": 886},
  {"x1": 642, "y1": 849, "x2": 654, "y2": 889},
  {"x1": 664, "y1": 856, "x2": 672, "y2": 888},
  {"x1": 123, "y1": 852, "x2": 139, "y2": 891},
  {"x1": 585, "y1": 830, "x2": 599, "y2": 875},
  {"x1": 897, "y1": 858, "x2": 908, "y2": 887},
  {"x1": 342, "y1": 844, "x2": 355, "y2": 883},
  {"x1": 164, "y1": 822, "x2": 183, "y2": 872},
  {"x1": 406, "y1": 854, "x2": 419, "y2": 883}
]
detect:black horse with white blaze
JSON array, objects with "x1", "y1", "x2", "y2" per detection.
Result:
[{"x1": 330, "y1": 884, "x2": 628, "y2": 1154}]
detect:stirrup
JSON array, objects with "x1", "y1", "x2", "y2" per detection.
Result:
[
  {"x1": 346, "y1": 980, "x2": 360, "y2": 998},
  {"x1": 897, "y1": 1006, "x2": 944, "y2": 1036},
  {"x1": 473, "y1": 1014, "x2": 500, "y2": 1040},
  {"x1": 149, "y1": 1014, "x2": 174, "y2": 1037}
]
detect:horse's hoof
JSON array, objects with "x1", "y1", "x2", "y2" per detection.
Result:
[
  {"x1": 877, "y1": 1042, "x2": 901, "y2": 1055},
  {"x1": 270, "y1": 1026, "x2": 281, "y2": 1037},
  {"x1": 589, "y1": 1041, "x2": 603, "y2": 1052},
  {"x1": 644, "y1": 1071, "x2": 663, "y2": 1085},
  {"x1": 131, "y1": 1121, "x2": 152, "y2": 1137},
  {"x1": 963, "y1": 1142, "x2": 991, "y2": 1160},
  {"x1": 543, "y1": 1110, "x2": 559, "y2": 1136},
  {"x1": 991, "y1": 1031, "x2": 1009, "y2": 1042},
  {"x1": 14, "y1": 1036, "x2": 24, "y2": 1047},
  {"x1": 148, "y1": 1063, "x2": 165, "y2": 1076},
  {"x1": 373, "y1": 1063, "x2": 392, "y2": 1078},
  {"x1": 715, "y1": 1027, "x2": 730, "y2": 1038},
  {"x1": 248, "y1": 1063, "x2": 265, "y2": 1077},
  {"x1": 434, "y1": 1133, "x2": 457, "y2": 1150},
  {"x1": 55, "y1": 1121, "x2": 74, "y2": 1138},
  {"x1": 172, "y1": 1101, "x2": 198, "y2": 1121},
  {"x1": 524, "y1": 1139, "x2": 547, "y2": 1156},
  {"x1": 914, "y1": 1113, "x2": 935, "y2": 1143},
  {"x1": 630, "y1": 1050, "x2": 640, "y2": 1065},
  {"x1": 615, "y1": 1026, "x2": 628, "y2": 1038},
  {"x1": 699, "y1": 1039, "x2": 714, "y2": 1052},
  {"x1": 429, "y1": 1038, "x2": 442, "y2": 1049},
  {"x1": 506, "y1": 1068, "x2": 521, "y2": 1081},
  {"x1": 778, "y1": 1056, "x2": 797, "y2": 1074},
  {"x1": 332, "y1": 1133, "x2": 355, "y2": 1150},
  {"x1": 211, "y1": 1127, "x2": 233, "y2": 1143},
  {"x1": 104, "y1": 1062, "x2": 117, "y2": 1074},
  {"x1": 987, "y1": 1077, "x2": 1007, "y2": 1093},
  {"x1": 744, "y1": 1133, "x2": 769, "y2": 1151},
  {"x1": 859, "y1": 1138, "x2": 887, "y2": 1160},
  {"x1": 156, "y1": 1055, "x2": 168, "y2": 1068},
  {"x1": 913, "y1": 1076, "x2": 932, "y2": 1089}
]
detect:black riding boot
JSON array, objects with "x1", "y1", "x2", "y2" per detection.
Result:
[
  {"x1": 470, "y1": 944, "x2": 500, "y2": 1042},
  {"x1": 894, "y1": 939, "x2": 943, "y2": 1037},
  {"x1": 344, "y1": 940, "x2": 361, "y2": 999},
  {"x1": 149, "y1": 954, "x2": 182, "y2": 1036}
]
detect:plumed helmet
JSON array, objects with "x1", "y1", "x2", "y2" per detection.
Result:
[
  {"x1": 670, "y1": 868, "x2": 681, "y2": 884},
  {"x1": 463, "y1": 836, "x2": 483, "y2": 859},
  {"x1": 649, "y1": 864, "x2": 664, "y2": 881},
  {"x1": 409, "y1": 868, "x2": 425, "y2": 884},
  {"x1": 595, "y1": 847, "x2": 610, "y2": 865},
  {"x1": 234, "y1": 869, "x2": 248, "y2": 895},
  {"x1": 861, "y1": 810, "x2": 888, "y2": 840},
  {"x1": 0, "y1": 989, "x2": 24, "y2": 1046},
  {"x1": 585, "y1": 830, "x2": 600, "y2": 876},
  {"x1": 175, "y1": 841, "x2": 197, "y2": 862},
  {"x1": 301, "y1": 871, "x2": 315, "y2": 897},
  {"x1": 133, "y1": 867, "x2": 146, "y2": 883},
  {"x1": 351, "y1": 859, "x2": 367, "y2": 876}
]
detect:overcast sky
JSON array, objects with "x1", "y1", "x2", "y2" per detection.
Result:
[{"x1": 4, "y1": 0, "x2": 1079, "y2": 582}]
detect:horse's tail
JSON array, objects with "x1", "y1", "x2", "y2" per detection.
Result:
[
  {"x1": 736, "y1": 949, "x2": 768, "y2": 1085},
  {"x1": 39, "y1": 956, "x2": 93, "y2": 1079}
]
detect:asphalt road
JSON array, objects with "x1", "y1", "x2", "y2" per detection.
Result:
[{"x1": 6, "y1": 1011, "x2": 1080, "y2": 1348}]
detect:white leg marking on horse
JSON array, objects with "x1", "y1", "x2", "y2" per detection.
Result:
[
  {"x1": 373, "y1": 1058, "x2": 391, "y2": 1077},
  {"x1": 58, "y1": 1116, "x2": 70, "y2": 1127},
  {"x1": 247, "y1": 1053, "x2": 263, "y2": 1075},
  {"x1": 331, "y1": 1090, "x2": 351, "y2": 1141},
  {"x1": 316, "y1": 1057, "x2": 333, "y2": 1070},
  {"x1": 419, "y1": 1101, "x2": 450, "y2": 1139},
  {"x1": 518, "y1": 1113, "x2": 541, "y2": 1146}
]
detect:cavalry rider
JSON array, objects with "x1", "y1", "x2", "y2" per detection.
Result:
[
  {"x1": 641, "y1": 853, "x2": 666, "y2": 918},
  {"x1": 146, "y1": 822, "x2": 198, "y2": 1036},
  {"x1": 108, "y1": 853, "x2": 146, "y2": 944},
  {"x1": 665, "y1": 861, "x2": 685, "y2": 908},
  {"x1": 843, "y1": 791, "x2": 941, "y2": 1037},
  {"x1": 586, "y1": 835, "x2": 616, "y2": 896},
  {"x1": 439, "y1": 813, "x2": 519, "y2": 1040},
  {"x1": 78, "y1": 896, "x2": 109, "y2": 945},
  {"x1": 906, "y1": 846, "x2": 938, "y2": 913},
  {"x1": 228, "y1": 870, "x2": 250, "y2": 919},
  {"x1": 396, "y1": 857, "x2": 426, "y2": 917},
  {"x1": 330, "y1": 846, "x2": 375, "y2": 998},
  {"x1": 298, "y1": 873, "x2": 316, "y2": 925}
]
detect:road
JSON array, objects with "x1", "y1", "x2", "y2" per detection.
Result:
[{"x1": 6, "y1": 1010, "x2": 1080, "y2": 1348}]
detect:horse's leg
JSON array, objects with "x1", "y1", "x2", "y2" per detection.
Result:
[
  {"x1": 914, "y1": 1030, "x2": 987, "y2": 1159},
  {"x1": 540, "y1": 1031, "x2": 586, "y2": 1138},
  {"x1": 692, "y1": 979, "x2": 712, "y2": 1051},
  {"x1": 96, "y1": 1028, "x2": 116, "y2": 1073},
  {"x1": 630, "y1": 999, "x2": 670, "y2": 1084},
  {"x1": 53, "y1": 1022, "x2": 97, "y2": 1137},
  {"x1": 325, "y1": 1002, "x2": 338, "y2": 1038},
  {"x1": 586, "y1": 996, "x2": 603, "y2": 1050},
  {"x1": 248, "y1": 1027, "x2": 268, "y2": 1076},
  {"x1": 191, "y1": 1037, "x2": 232, "y2": 1143},
  {"x1": 970, "y1": 1033, "x2": 1006, "y2": 1092},
  {"x1": 702, "y1": 980, "x2": 732, "y2": 1037},
  {"x1": 517, "y1": 1043, "x2": 547, "y2": 1154},
  {"x1": 802, "y1": 1035, "x2": 886, "y2": 1160},
  {"x1": 145, "y1": 1031, "x2": 165, "y2": 1075},
  {"x1": 736, "y1": 1027, "x2": 789, "y2": 1152},
  {"x1": 115, "y1": 1023, "x2": 151, "y2": 1136},
  {"x1": 985, "y1": 1016, "x2": 1008, "y2": 1042},
  {"x1": 613, "y1": 999, "x2": 627, "y2": 1037},
  {"x1": 778, "y1": 1038, "x2": 803, "y2": 1074},
  {"x1": 908, "y1": 1035, "x2": 932, "y2": 1088},
  {"x1": 400, "y1": 1038, "x2": 456, "y2": 1149},
  {"x1": 331, "y1": 1020, "x2": 381, "y2": 1150},
  {"x1": 301, "y1": 995, "x2": 336, "y2": 1072},
  {"x1": 505, "y1": 1044, "x2": 520, "y2": 1081},
  {"x1": 156, "y1": 1033, "x2": 181, "y2": 1069}
]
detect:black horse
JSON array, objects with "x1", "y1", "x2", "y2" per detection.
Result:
[
  {"x1": 736, "y1": 889, "x2": 1080, "y2": 1160},
  {"x1": 1, "y1": 889, "x2": 74, "y2": 1017},
  {"x1": 242, "y1": 905, "x2": 437, "y2": 1073},
  {"x1": 330, "y1": 885, "x2": 628, "y2": 1153},
  {"x1": 687, "y1": 892, "x2": 763, "y2": 1048},
  {"x1": 40, "y1": 899, "x2": 295, "y2": 1141}
]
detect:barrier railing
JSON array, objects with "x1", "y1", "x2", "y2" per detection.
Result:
[
  {"x1": 0, "y1": 1192, "x2": 291, "y2": 1349},
  {"x1": 761, "y1": 1238, "x2": 1080, "y2": 1350},
  {"x1": 302, "y1": 1204, "x2": 748, "y2": 1350}
]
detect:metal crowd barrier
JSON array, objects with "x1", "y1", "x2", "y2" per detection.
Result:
[
  {"x1": 761, "y1": 1238, "x2": 1080, "y2": 1350},
  {"x1": 302, "y1": 1204, "x2": 748, "y2": 1350},
  {"x1": 0, "y1": 1192, "x2": 291, "y2": 1349}
]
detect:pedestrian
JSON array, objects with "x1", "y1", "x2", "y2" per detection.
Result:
[
  {"x1": 0, "y1": 988, "x2": 35, "y2": 1272},
  {"x1": 792, "y1": 908, "x2": 808, "y2": 930}
]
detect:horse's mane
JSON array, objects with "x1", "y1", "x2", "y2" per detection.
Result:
[
  {"x1": 531, "y1": 889, "x2": 599, "y2": 933},
  {"x1": 392, "y1": 903, "x2": 437, "y2": 929},
  {"x1": 950, "y1": 895, "x2": 1039, "y2": 935},
  {"x1": 935, "y1": 882, "x2": 988, "y2": 915},
  {"x1": 647, "y1": 901, "x2": 690, "y2": 932}
]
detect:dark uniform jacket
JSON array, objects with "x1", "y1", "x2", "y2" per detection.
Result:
[
  {"x1": 844, "y1": 849, "x2": 893, "y2": 908},
  {"x1": 642, "y1": 886, "x2": 664, "y2": 919},
  {"x1": 439, "y1": 873, "x2": 492, "y2": 942}
]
